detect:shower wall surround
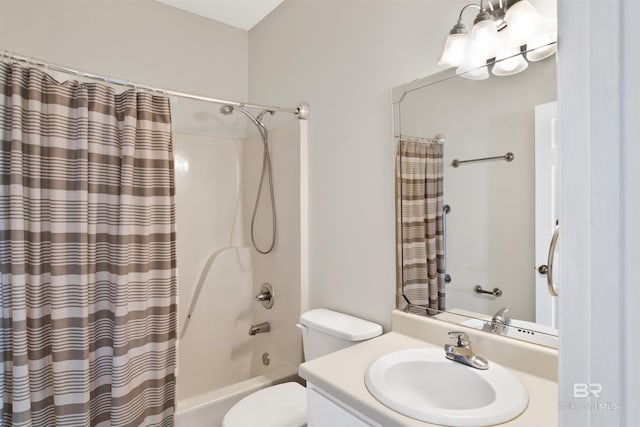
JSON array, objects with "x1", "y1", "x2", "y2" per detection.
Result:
[
  {"x1": 175, "y1": 121, "x2": 304, "y2": 401},
  {"x1": 242, "y1": 122, "x2": 304, "y2": 375},
  {"x1": 174, "y1": 133, "x2": 250, "y2": 399}
]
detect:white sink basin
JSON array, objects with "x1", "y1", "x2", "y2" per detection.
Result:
[{"x1": 365, "y1": 348, "x2": 528, "y2": 426}]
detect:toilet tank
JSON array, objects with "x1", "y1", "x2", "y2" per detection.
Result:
[{"x1": 298, "y1": 309, "x2": 383, "y2": 361}]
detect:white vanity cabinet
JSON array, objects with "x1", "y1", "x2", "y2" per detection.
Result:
[{"x1": 307, "y1": 383, "x2": 382, "y2": 427}]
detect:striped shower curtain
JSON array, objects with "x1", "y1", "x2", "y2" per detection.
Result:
[
  {"x1": 0, "y1": 62, "x2": 177, "y2": 426},
  {"x1": 396, "y1": 136, "x2": 445, "y2": 315}
]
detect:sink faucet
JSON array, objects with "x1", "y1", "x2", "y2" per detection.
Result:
[
  {"x1": 444, "y1": 331, "x2": 489, "y2": 370},
  {"x1": 489, "y1": 307, "x2": 511, "y2": 334}
]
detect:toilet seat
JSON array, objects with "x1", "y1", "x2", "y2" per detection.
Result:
[{"x1": 222, "y1": 382, "x2": 307, "y2": 427}]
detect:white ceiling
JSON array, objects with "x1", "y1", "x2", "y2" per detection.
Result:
[{"x1": 157, "y1": 0, "x2": 285, "y2": 31}]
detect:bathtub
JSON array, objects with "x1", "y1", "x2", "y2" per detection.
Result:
[{"x1": 175, "y1": 364, "x2": 300, "y2": 427}]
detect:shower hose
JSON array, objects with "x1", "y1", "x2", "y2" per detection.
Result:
[{"x1": 251, "y1": 129, "x2": 276, "y2": 254}]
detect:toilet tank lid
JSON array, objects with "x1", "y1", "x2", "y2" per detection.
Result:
[{"x1": 299, "y1": 309, "x2": 383, "y2": 341}]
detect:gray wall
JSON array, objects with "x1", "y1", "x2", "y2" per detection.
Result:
[
  {"x1": 0, "y1": 0, "x2": 248, "y2": 104},
  {"x1": 249, "y1": 0, "x2": 461, "y2": 330}
]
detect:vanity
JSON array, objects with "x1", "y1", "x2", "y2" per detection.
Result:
[{"x1": 299, "y1": 310, "x2": 557, "y2": 427}]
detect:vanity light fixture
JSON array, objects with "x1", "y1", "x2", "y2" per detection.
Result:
[{"x1": 438, "y1": 0, "x2": 556, "y2": 80}]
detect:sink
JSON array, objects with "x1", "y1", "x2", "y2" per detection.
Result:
[{"x1": 364, "y1": 348, "x2": 528, "y2": 426}]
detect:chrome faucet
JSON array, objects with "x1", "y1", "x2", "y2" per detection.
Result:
[
  {"x1": 489, "y1": 307, "x2": 511, "y2": 334},
  {"x1": 248, "y1": 322, "x2": 271, "y2": 336},
  {"x1": 444, "y1": 331, "x2": 489, "y2": 370}
]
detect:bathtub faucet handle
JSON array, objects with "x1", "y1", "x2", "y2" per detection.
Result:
[
  {"x1": 255, "y1": 283, "x2": 274, "y2": 309},
  {"x1": 255, "y1": 291, "x2": 272, "y2": 302}
]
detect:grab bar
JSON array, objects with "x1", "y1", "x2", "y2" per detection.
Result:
[
  {"x1": 443, "y1": 205, "x2": 451, "y2": 283},
  {"x1": 474, "y1": 285, "x2": 503, "y2": 297},
  {"x1": 537, "y1": 221, "x2": 559, "y2": 296},
  {"x1": 452, "y1": 152, "x2": 514, "y2": 168},
  {"x1": 546, "y1": 221, "x2": 559, "y2": 296}
]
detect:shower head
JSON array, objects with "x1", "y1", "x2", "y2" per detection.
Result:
[
  {"x1": 220, "y1": 105, "x2": 273, "y2": 123},
  {"x1": 220, "y1": 105, "x2": 234, "y2": 115},
  {"x1": 220, "y1": 104, "x2": 269, "y2": 144}
]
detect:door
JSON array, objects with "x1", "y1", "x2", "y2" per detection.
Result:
[{"x1": 534, "y1": 101, "x2": 559, "y2": 328}]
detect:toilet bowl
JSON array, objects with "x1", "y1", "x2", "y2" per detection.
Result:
[
  {"x1": 222, "y1": 382, "x2": 307, "y2": 427},
  {"x1": 222, "y1": 309, "x2": 382, "y2": 427}
]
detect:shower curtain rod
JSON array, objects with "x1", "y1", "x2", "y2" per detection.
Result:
[
  {"x1": 0, "y1": 50, "x2": 309, "y2": 120},
  {"x1": 397, "y1": 134, "x2": 446, "y2": 144}
]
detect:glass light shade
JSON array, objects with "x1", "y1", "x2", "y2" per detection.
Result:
[
  {"x1": 457, "y1": 56, "x2": 489, "y2": 80},
  {"x1": 505, "y1": 0, "x2": 548, "y2": 47},
  {"x1": 492, "y1": 32, "x2": 528, "y2": 76},
  {"x1": 469, "y1": 18, "x2": 500, "y2": 59},
  {"x1": 492, "y1": 51, "x2": 528, "y2": 76},
  {"x1": 526, "y1": 31, "x2": 557, "y2": 61},
  {"x1": 438, "y1": 33, "x2": 469, "y2": 68}
]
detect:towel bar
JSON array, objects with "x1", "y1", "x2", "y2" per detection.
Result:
[{"x1": 452, "y1": 152, "x2": 514, "y2": 167}]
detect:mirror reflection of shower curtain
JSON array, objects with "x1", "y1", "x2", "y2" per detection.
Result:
[
  {"x1": 396, "y1": 136, "x2": 445, "y2": 315},
  {"x1": 0, "y1": 61, "x2": 177, "y2": 425}
]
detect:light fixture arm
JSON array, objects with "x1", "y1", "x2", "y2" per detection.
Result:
[
  {"x1": 457, "y1": 3, "x2": 481, "y2": 23},
  {"x1": 472, "y1": 0, "x2": 496, "y2": 25}
]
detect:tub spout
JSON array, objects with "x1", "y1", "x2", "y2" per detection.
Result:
[{"x1": 249, "y1": 322, "x2": 271, "y2": 336}]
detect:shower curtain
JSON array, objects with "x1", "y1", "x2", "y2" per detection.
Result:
[
  {"x1": 396, "y1": 136, "x2": 445, "y2": 315},
  {"x1": 0, "y1": 62, "x2": 177, "y2": 426}
]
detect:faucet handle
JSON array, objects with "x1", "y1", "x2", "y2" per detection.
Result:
[
  {"x1": 492, "y1": 307, "x2": 511, "y2": 324},
  {"x1": 448, "y1": 331, "x2": 471, "y2": 348},
  {"x1": 255, "y1": 283, "x2": 274, "y2": 309}
]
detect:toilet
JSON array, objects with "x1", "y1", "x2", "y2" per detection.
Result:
[{"x1": 222, "y1": 308, "x2": 383, "y2": 427}]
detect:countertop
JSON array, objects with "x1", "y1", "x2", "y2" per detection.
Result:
[{"x1": 299, "y1": 310, "x2": 558, "y2": 427}]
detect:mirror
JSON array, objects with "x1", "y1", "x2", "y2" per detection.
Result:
[{"x1": 393, "y1": 51, "x2": 558, "y2": 346}]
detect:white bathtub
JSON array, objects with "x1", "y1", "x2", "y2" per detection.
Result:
[{"x1": 175, "y1": 364, "x2": 300, "y2": 427}]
